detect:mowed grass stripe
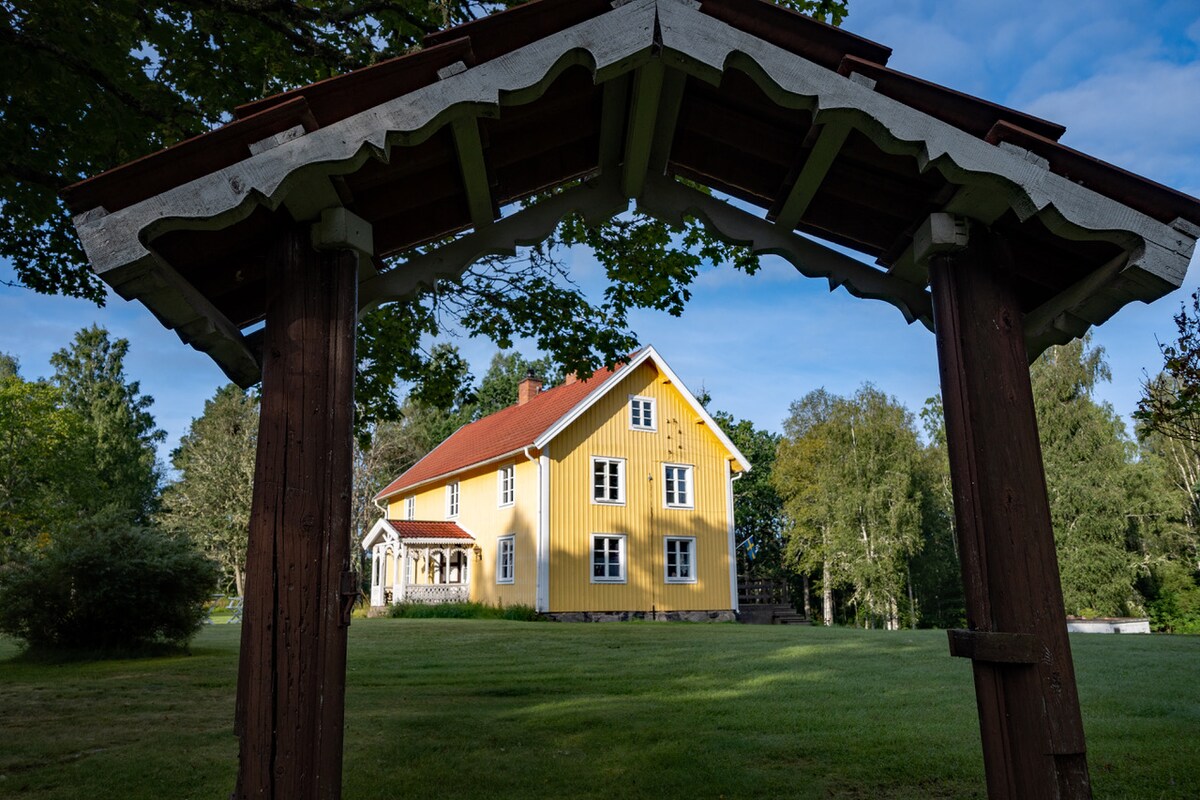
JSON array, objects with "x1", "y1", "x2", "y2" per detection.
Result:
[{"x1": 1, "y1": 622, "x2": 1196, "y2": 799}]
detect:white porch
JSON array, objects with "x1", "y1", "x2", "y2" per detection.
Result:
[{"x1": 363, "y1": 519, "x2": 476, "y2": 607}]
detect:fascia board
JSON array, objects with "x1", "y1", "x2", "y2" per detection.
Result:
[
  {"x1": 375, "y1": 446, "x2": 529, "y2": 502},
  {"x1": 532, "y1": 348, "x2": 652, "y2": 449},
  {"x1": 533, "y1": 345, "x2": 752, "y2": 473},
  {"x1": 361, "y1": 518, "x2": 395, "y2": 550}
]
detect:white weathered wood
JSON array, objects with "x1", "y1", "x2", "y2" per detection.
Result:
[
  {"x1": 654, "y1": 0, "x2": 1194, "y2": 282},
  {"x1": 71, "y1": 0, "x2": 658, "y2": 278},
  {"x1": 638, "y1": 174, "x2": 934, "y2": 328},
  {"x1": 357, "y1": 177, "x2": 627, "y2": 311},
  {"x1": 70, "y1": 0, "x2": 1195, "y2": 382}
]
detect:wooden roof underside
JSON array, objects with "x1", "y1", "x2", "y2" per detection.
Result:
[{"x1": 64, "y1": 0, "x2": 1200, "y2": 388}]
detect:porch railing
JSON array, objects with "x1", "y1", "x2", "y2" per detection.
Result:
[
  {"x1": 738, "y1": 578, "x2": 790, "y2": 605},
  {"x1": 403, "y1": 584, "x2": 469, "y2": 604}
]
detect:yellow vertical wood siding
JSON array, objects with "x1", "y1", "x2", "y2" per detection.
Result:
[
  {"x1": 385, "y1": 457, "x2": 539, "y2": 607},
  {"x1": 548, "y1": 361, "x2": 735, "y2": 612}
]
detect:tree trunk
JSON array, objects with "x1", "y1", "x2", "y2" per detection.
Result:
[
  {"x1": 822, "y1": 559, "x2": 833, "y2": 626},
  {"x1": 801, "y1": 573, "x2": 812, "y2": 619},
  {"x1": 235, "y1": 227, "x2": 358, "y2": 800}
]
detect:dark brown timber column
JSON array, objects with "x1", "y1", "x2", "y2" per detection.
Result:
[
  {"x1": 924, "y1": 214, "x2": 1091, "y2": 800},
  {"x1": 235, "y1": 224, "x2": 358, "y2": 800}
]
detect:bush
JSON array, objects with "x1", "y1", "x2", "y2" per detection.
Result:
[
  {"x1": 0, "y1": 511, "x2": 219, "y2": 653},
  {"x1": 387, "y1": 601, "x2": 542, "y2": 621}
]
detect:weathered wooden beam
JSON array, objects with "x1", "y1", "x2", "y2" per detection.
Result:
[
  {"x1": 771, "y1": 120, "x2": 850, "y2": 231},
  {"x1": 235, "y1": 224, "x2": 358, "y2": 800},
  {"x1": 358, "y1": 176, "x2": 626, "y2": 311},
  {"x1": 1022, "y1": 250, "x2": 1129, "y2": 356},
  {"x1": 924, "y1": 213, "x2": 1091, "y2": 800},
  {"x1": 947, "y1": 630, "x2": 1040, "y2": 664},
  {"x1": 638, "y1": 174, "x2": 933, "y2": 328},
  {"x1": 621, "y1": 59, "x2": 665, "y2": 199},
  {"x1": 450, "y1": 117, "x2": 496, "y2": 229},
  {"x1": 646, "y1": 66, "x2": 688, "y2": 176},
  {"x1": 597, "y1": 73, "x2": 633, "y2": 176}
]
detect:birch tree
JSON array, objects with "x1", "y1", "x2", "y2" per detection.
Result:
[{"x1": 775, "y1": 386, "x2": 925, "y2": 628}]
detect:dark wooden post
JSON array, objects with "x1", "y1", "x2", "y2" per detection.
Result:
[
  {"x1": 923, "y1": 214, "x2": 1091, "y2": 800},
  {"x1": 235, "y1": 219, "x2": 362, "y2": 799}
]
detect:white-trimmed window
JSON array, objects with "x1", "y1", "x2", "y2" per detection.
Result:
[
  {"x1": 591, "y1": 534, "x2": 626, "y2": 583},
  {"x1": 592, "y1": 457, "x2": 626, "y2": 505},
  {"x1": 404, "y1": 496, "x2": 415, "y2": 520},
  {"x1": 498, "y1": 464, "x2": 515, "y2": 507},
  {"x1": 497, "y1": 535, "x2": 515, "y2": 584},
  {"x1": 663, "y1": 464, "x2": 694, "y2": 509},
  {"x1": 446, "y1": 481, "x2": 460, "y2": 518},
  {"x1": 665, "y1": 537, "x2": 697, "y2": 583},
  {"x1": 629, "y1": 395, "x2": 656, "y2": 431}
]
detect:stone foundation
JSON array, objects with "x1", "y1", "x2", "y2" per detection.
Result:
[{"x1": 545, "y1": 609, "x2": 735, "y2": 623}]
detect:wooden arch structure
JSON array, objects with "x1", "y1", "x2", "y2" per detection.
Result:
[{"x1": 63, "y1": 1, "x2": 1200, "y2": 797}]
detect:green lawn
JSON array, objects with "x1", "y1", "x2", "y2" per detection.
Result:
[{"x1": 1, "y1": 621, "x2": 1196, "y2": 799}]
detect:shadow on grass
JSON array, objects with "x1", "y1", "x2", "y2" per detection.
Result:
[{"x1": 4, "y1": 640, "x2": 201, "y2": 664}]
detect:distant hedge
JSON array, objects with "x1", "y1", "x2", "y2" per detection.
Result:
[
  {"x1": 387, "y1": 601, "x2": 542, "y2": 621},
  {"x1": 0, "y1": 512, "x2": 219, "y2": 654}
]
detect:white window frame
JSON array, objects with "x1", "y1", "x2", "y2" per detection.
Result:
[
  {"x1": 591, "y1": 456, "x2": 626, "y2": 505},
  {"x1": 629, "y1": 394, "x2": 657, "y2": 431},
  {"x1": 446, "y1": 481, "x2": 460, "y2": 518},
  {"x1": 497, "y1": 464, "x2": 515, "y2": 507},
  {"x1": 664, "y1": 536, "x2": 697, "y2": 583},
  {"x1": 404, "y1": 496, "x2": 415, "y2": 520},
  {"x1": 663, "y1": 463, "x2": 695, "y2": 509},
  {"x1": 497, "y1": 535, "x2": 515, "y2": 584},
  {"x1": 590, "y1": 533, "x2": 627, "y2": 583}
]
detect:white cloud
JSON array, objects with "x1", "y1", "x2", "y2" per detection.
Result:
[
  {"x1": 1023, "y1": 59, "x2": 1200, "y2": 190},
  {"x1": 1187, "y1": 17, "x2": 1200, "y2": 46}
]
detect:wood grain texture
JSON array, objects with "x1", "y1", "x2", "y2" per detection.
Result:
[
  {"x1": 930, "y1": 226, "x2": 1091, "y2": 800},
  {"x1": 235, "y1": 226, "x2": 357, "y2": 799}
]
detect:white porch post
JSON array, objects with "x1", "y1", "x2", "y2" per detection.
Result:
[
  {"x1": 370, "y1": 544, "x2": 384, "y2": 607},
  {"x1": 398, "y1": 543, "x2": 408, "y2": 602}
]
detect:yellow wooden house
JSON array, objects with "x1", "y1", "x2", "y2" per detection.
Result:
[{"x1": 363, "y1": 345, "x2": 751, "y2": 620}]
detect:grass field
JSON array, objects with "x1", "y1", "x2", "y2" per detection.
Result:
[{"x1": 1, "y1": 621, "x2": 1196, "y2": 799}]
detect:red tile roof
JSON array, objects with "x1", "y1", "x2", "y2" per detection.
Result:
[
  {"x1": 375, "y1": 359, "x2": 629, "y2": 500},
  {"x1": 382, "y1": 520, "x2": 474, "y2": 541}
]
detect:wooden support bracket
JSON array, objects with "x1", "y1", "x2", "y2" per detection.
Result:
[
  {"x1": 598, "y1": 74, "x2": 633, "y2": 176},
  {"x1": 772, "y1": 119, "x2": 850, "y2": 231},
  {"x1": 621, "y1": 59, "x2": 665, "y2": 199},
  {"x1": 947, "y1": 629, "x2": 1041, "y2": 665},
  {"x1": 311, "y1": 208, "x2": 374, "y2": 258},
  {"x1": 450, "y1": 117, "x2": 495, "y2": 230}
]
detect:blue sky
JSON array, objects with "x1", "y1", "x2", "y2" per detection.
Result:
[{"x1": 2, "y1": 0, "x2": 1198, "y2": 463}]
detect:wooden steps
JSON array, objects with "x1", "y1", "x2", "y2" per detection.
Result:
[{"x1": 738, "y1": 603, "x2": 811, "y2": 625}]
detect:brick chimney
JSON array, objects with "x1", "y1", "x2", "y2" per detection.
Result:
[
  {"x1": 563, "y1": 372, "x2": 579, "y2": 385},
  {"x1": 518, "y1": 370, "x2": 543, "y2": 405}
]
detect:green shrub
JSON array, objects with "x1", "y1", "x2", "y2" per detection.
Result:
[
  {"x1": 0, "y1": 511, "x2": 219, "y2": 653},
  {"x1": 387, "y1": 601, "x2": 542, "y2": 621}
]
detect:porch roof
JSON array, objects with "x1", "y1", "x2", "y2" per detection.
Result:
[{"x1": 363, "y1": 519, "x2": 475, "y2": 550}]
